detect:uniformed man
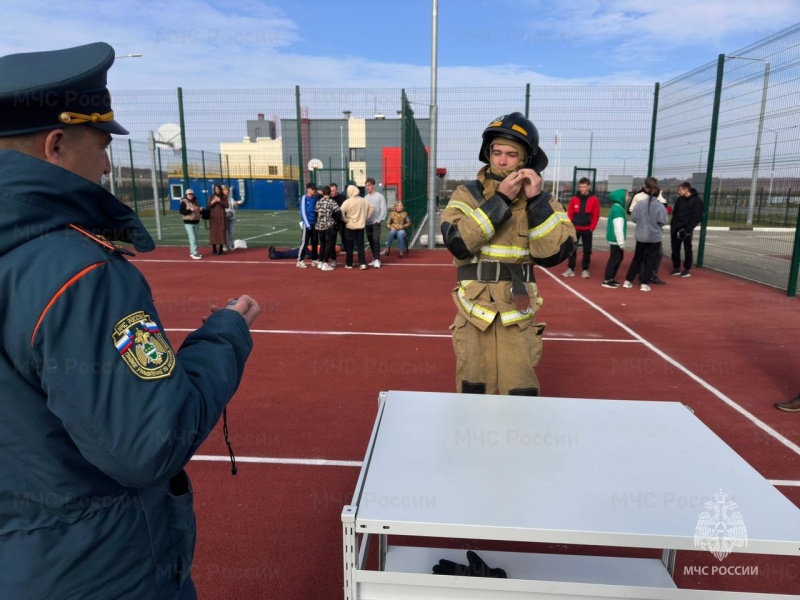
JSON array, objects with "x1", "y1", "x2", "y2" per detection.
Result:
[
  {"x1": 441, "y1": 112, "x2": 576, "y2": 396},
  {"x1": 0, "y1": 43, "x2": 260, "y2": 599}
]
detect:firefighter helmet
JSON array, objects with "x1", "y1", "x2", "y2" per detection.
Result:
[{"x1": 479, "y1": 112, "x2": 548, "y2": 173}]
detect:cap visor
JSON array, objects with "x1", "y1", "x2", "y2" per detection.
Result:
[{"x1": 90, "y1": 120, "x2": 129, "y2": 135}]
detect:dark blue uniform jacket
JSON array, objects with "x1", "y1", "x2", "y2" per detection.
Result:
[{"x1": 0, "y1": 150, "x2": 253, "y2": 599}]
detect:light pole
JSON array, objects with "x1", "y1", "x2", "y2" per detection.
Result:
[
  {"x1": 686, "y1": 141, "x2": 704, "y2": 172},
  {"x1": 765, "y1": 125, "x2": 798, "y2": 201},
  {"x1": 727, "y1": 55, "x2": 770, "y2": 225},
  {"x1": 428, "y1": 0, "x2": 439, "y2": 248}
]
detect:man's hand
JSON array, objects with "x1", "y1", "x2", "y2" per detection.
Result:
[
  {"x1": 203, "y1": 294, "x2": 261, "y2": 328},
  {"x1": 497, "y1": 170, "x2": 526, "y2": 200},
  {"x1": 518, "y1": 168, "x2": 543, "y2": 199}
]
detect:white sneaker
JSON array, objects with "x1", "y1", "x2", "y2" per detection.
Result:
[
  {"x1": 312, "y1": 260, "x2": 320, "y2": 268},
  {"x1": 640, "y1": 284, "x2": 651, "y2": 292},
  {"x1": 190, "y1": 253, "x2": 202, "y2": 260},
  {"x1": 296, "y1": 261, "x2": 308, "y2": 269},
  {"x1": 373, "y1": 259, "x2": 381, "y2": 269},
  {"x1": 360, "y1": 264, "x2": 368, "y2": 270},
  {"x1": 581, "y1": 270, "x2": 590, "y2": 279},
  {"x1": 321, "y1": 264, "x2": 335, "y2": 272},
  {"x1": 562, "y1": 268, "x2": 575, "y2": 277},
  {"x1": 622, "y1": 281, "x2": 633, "y2": 289}
]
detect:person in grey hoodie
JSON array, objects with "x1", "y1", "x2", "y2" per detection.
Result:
[{"x1": 623, "y1": 186, "x2": 668, "y2": 292}]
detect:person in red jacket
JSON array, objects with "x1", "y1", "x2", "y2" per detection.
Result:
[{"x1": 563, "y1": 177, "x2": 600, "y2": 278}]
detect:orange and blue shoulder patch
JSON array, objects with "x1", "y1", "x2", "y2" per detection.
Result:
[{"x1": 112, "y1": 311, "x2": 175, "y2": 380}]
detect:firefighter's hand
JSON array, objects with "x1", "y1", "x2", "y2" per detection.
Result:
[
  {"x1": 498, "y1": 171, "x2": 525, "y2": 201},
  {"x1": 518, "y1": 168, "x2": 543, "y2": 199}
]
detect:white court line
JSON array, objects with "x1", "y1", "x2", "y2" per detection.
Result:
[
  {"x1": 243, "y1": 228, "x2": 288, "y2": 241},
  {"x1": 539, "y1": 267, "x2": 800, "y2": 459},
  {"x1": 168, "y1": 328, "x2": 451, "y2": 338},
  {"x1": 192, "y1": 454, "x2": 361, "y2": 467},
  {"x1": 190, "y1": 454, "x2": 800, "y2": 487},
  {"x1": 132, "y1": 258, "x2": 452, "y2": 266},
  {"x1": 165, "y1": 327, "x2": 639, "y2": 343}
]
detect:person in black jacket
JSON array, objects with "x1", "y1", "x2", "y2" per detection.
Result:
[{"x1": 669, "y1": 182, "x2": 705, "y2": 277}]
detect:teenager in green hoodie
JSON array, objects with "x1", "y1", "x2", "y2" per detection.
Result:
[{"x1": 602, "y1": 188, "x2": 629, "y2": 288}]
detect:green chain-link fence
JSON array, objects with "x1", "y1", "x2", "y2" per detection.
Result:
[
  {"x1": 653, "y1": 22, "x2": 800, "y2": 292},
  {"x1": 106, "y1": 85, "x2": 652, "y2": 250},
  {"x1": 400, "y1": 89, "x2": 429, "y2": 240},
  {"x1": 104, "y1": 22, "x2": 800, "y2": 293}
]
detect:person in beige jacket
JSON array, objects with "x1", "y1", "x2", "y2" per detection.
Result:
[
  {"x1": 441, "y1": 113, "x2": 576, "y2": 396},
  {"x1": 340, "y1": 184, "x2": 375, "y2": 269}
]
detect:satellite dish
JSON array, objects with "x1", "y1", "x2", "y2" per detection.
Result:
[{"x1": 155, "y1": 123, "x2": 182, "y2": 151}]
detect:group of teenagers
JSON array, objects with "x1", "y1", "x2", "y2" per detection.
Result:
[
  {"x1": 269, "y1": 179, "x2": 413, "y2": 271},
  {"x1": 178, "y1": 183, "x2": 243, "y2": 258},
  {"x1": 564, "y1": 176, "x2": 705, "y2": 291}
]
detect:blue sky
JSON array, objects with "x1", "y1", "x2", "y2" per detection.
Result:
[{"x1": 3, "y1": 0, "x2": 799, "y2": 90}]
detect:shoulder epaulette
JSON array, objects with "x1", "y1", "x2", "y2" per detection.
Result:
[{"x1": 68, "y1": 224, "x2": 135, "y2": 257}]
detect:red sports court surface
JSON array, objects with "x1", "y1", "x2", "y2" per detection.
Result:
[{"x1": 133, "y1": 246, "x2": 800, "y2": 598}]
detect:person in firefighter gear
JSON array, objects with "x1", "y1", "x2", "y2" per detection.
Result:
[{"x1": 441, "y1": 112, "x2": 576, "y2": 395}]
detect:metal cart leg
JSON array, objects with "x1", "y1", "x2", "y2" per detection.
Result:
[
  {"x1": 662, "y1": 548, "x2": 676, "y2": 578},
  {"x1": 342, "y1": 505, "x2": 358, "y2": 600},
  {"x1": 379, "y1": 534, "x2": 387, "y2": 571}
]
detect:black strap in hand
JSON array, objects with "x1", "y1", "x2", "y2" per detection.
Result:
[{"x1": 222, "y1": 408, "x2": 237, "y2": 475}]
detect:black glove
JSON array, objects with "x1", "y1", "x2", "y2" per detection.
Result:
[{"x1": 432, "y1": 550, "x2": 507, "y2": 578}]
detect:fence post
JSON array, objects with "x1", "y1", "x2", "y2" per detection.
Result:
[
  {"x1": 201, "y1": 151, "x2": 207, "y2": 203},
  {"x1": 698, "y1": 54, "x2": 725, "y2": 268},
  {"x1": 127, "y1": 138, "x2": 138, "y2": 213},
  {"x1": 711, "y1": 190, "x2": 717, "y2": 220},
  {"x1": 733, "y1": 189, "x2": 739, "y2": 222},
  {"x1": 788, "y1": 191, "x2": 800, "y2": 296},
  {"x1": 756, "y1": 187, "x2": 763, "y2": 224},
  {"x1": 647, "y1": 82, "x2": 659, "y2": 178},
  {"x1": 524, "y1": 83, "x2": 530, "y2": 119},
  {"x1": 177, "y1": 87, "x2": 190, "y2": 191},
  {"x1": 295, "y1": 85, "x2": 304, "y2": 192},
  {"x1": 157, "y1": 147, "x2": 166, "y2": 215},
  {"x1": 785, "y1": 194, "x2": 791, "y2": 226}
]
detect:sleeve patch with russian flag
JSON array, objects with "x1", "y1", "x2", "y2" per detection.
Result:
[{"x1": 112, "y1": 311, "x2": 175, "y2": 380}]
